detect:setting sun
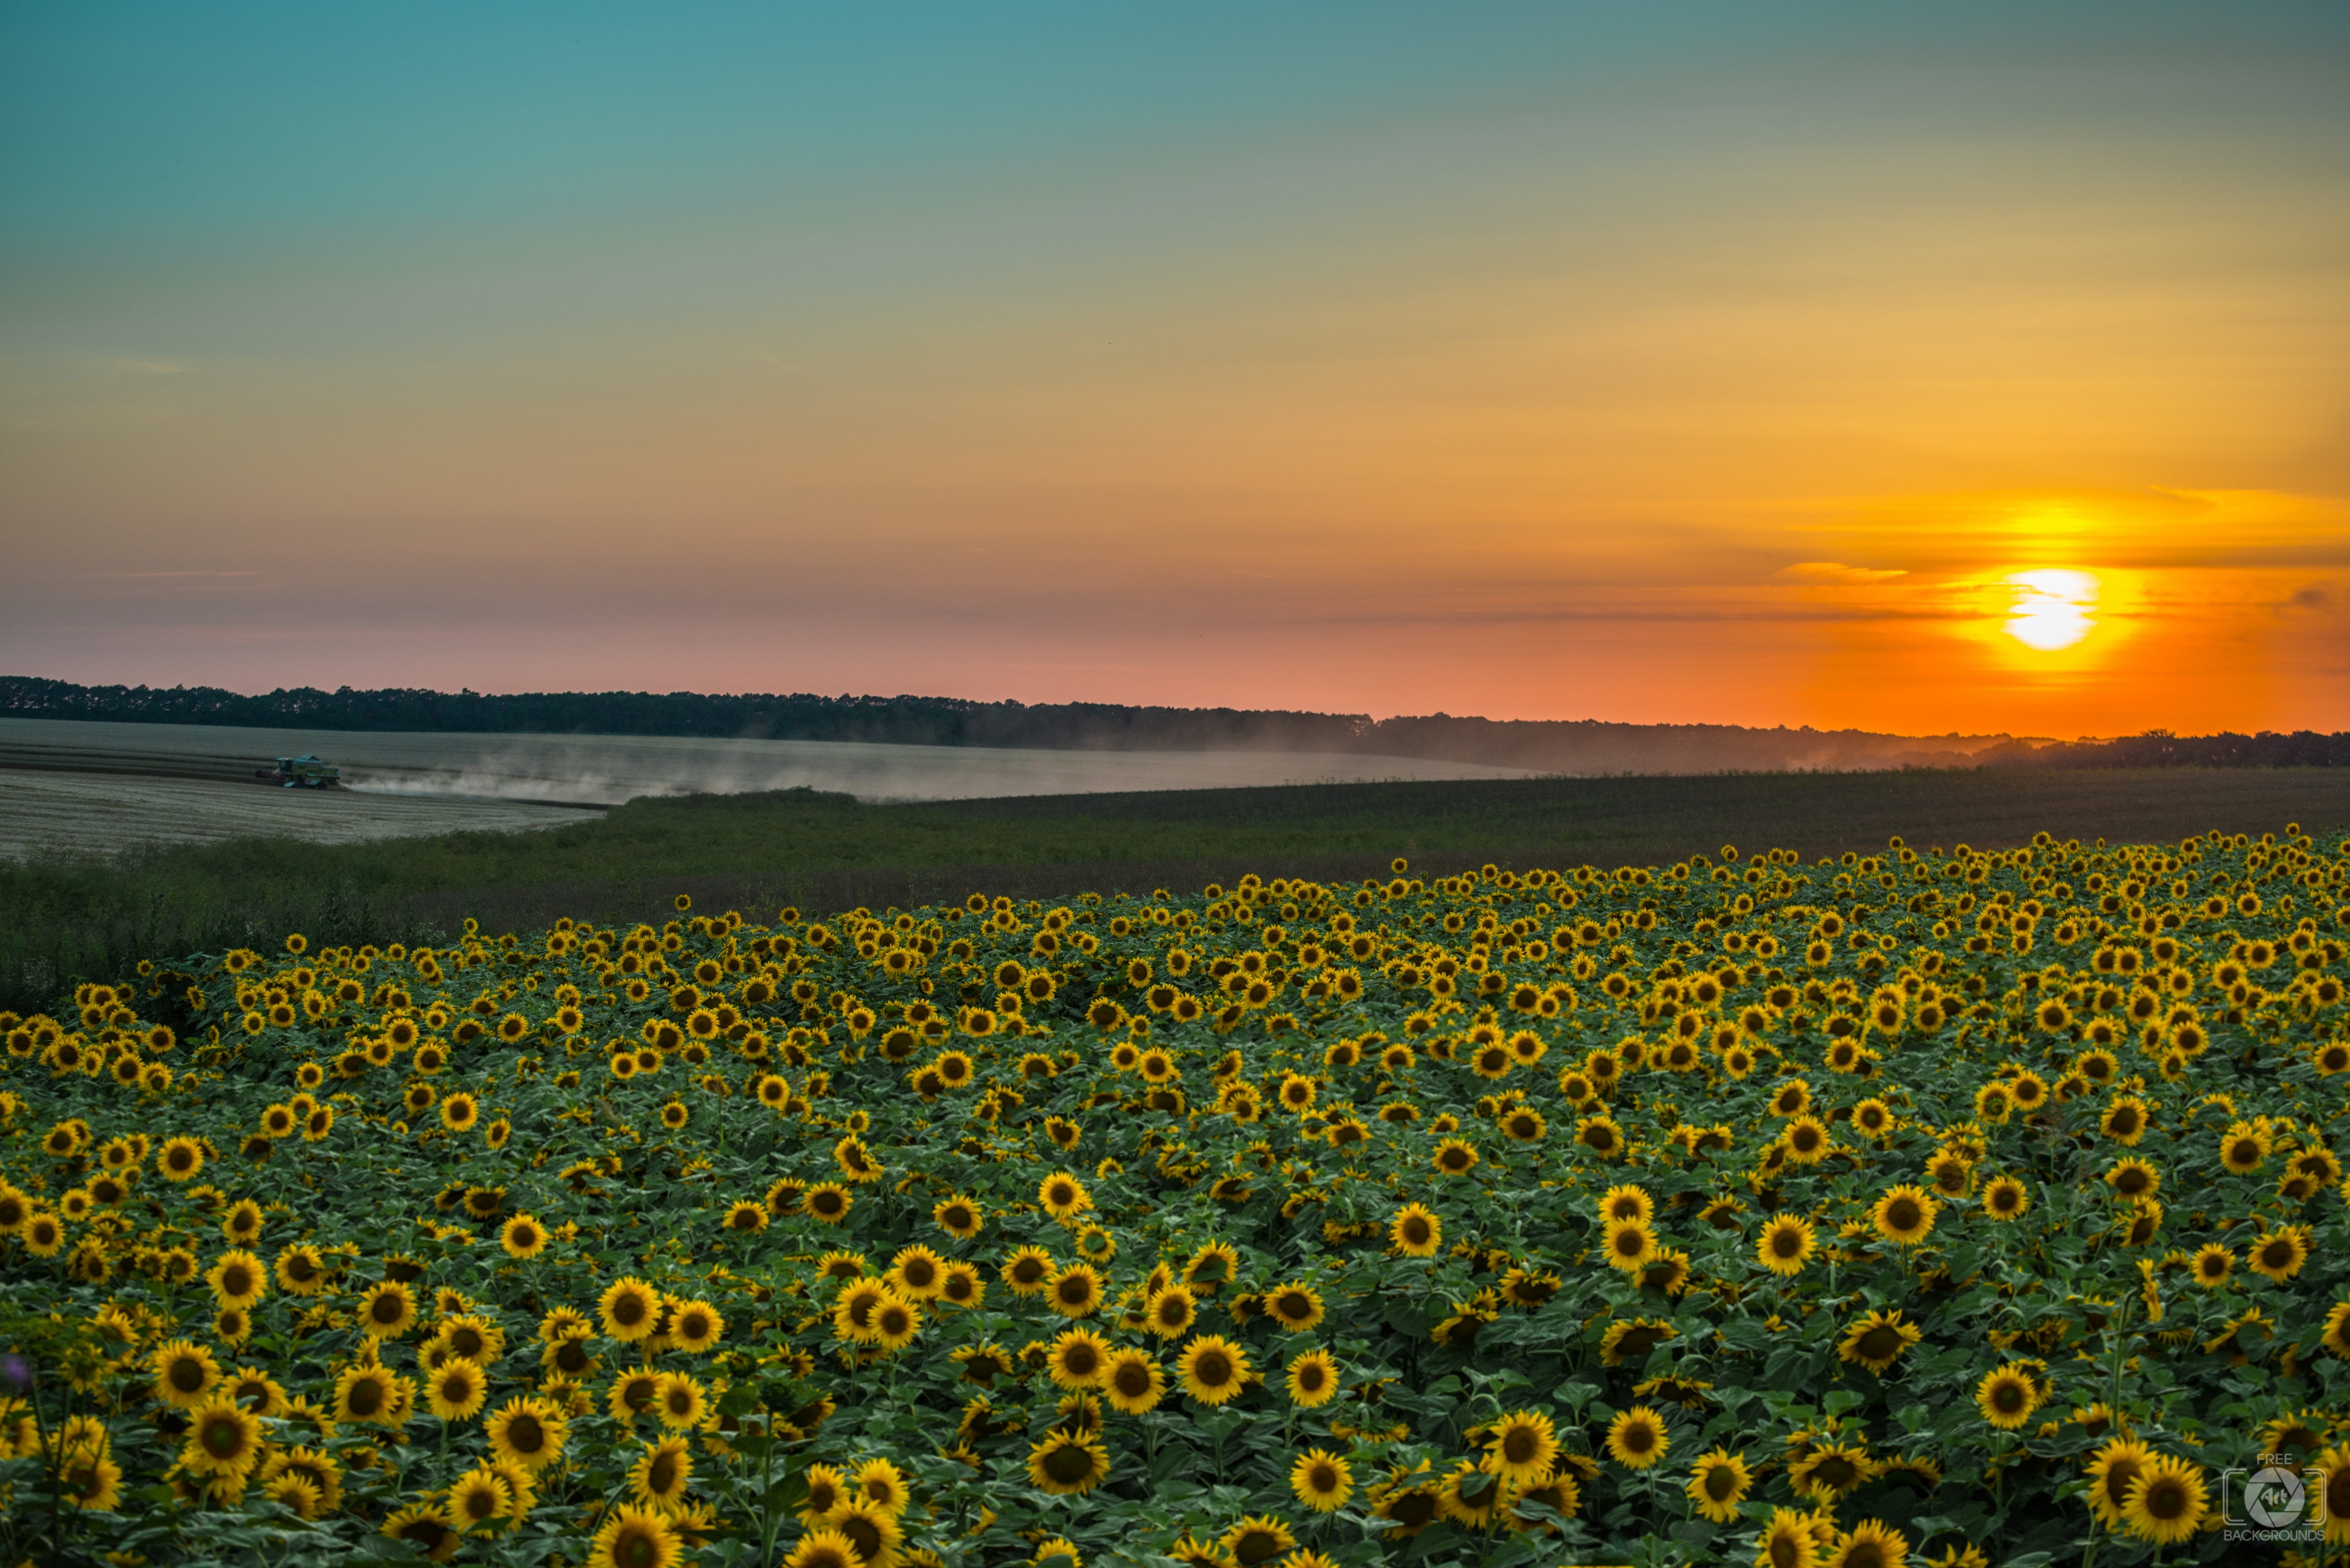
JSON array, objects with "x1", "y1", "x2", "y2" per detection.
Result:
[{"x1": 2004, "y1": 569, "x2": 2099, "y2": 652}]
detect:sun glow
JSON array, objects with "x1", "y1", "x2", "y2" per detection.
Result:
[{"x1": 2003, "y1": 569, "x2": 2098, "y2": 651}]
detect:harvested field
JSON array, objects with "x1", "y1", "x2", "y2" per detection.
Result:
[
  {"x1": 0, "y1": 717, "x2": 1539, "y2": 806},
  {"x1": 0, "y1": 769, "x2": 595, "y2": 861}
]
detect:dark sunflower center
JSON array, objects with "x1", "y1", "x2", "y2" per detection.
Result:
[{"x1": 1043, "y1": 1444, "x2": 1096, "y2": 1484}]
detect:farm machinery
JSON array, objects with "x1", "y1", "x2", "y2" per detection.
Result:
[{"x1": 255, "y1": 755, "x2": 341, "y2": 788}]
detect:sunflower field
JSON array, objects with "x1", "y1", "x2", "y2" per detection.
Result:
[{"x1": 2, "y1": 823, "x2": 2348, "y2": 1567}]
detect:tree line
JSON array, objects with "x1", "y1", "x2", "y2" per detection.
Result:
[{"x1": 2, "y1": 676, "x2": 2339, "y2": 772}]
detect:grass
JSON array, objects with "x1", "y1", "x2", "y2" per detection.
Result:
[{"x1": 4, "y1": 765, "x2": 2343, "y2": 1012}]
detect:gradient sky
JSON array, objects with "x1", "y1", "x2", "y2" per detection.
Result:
[{"x1": 4, "y1": 2, "x2": 2346, "y2": 738}]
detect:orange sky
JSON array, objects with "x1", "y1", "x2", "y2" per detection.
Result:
[{"x1": 4, "y1": 7, "x2": 2346, "y2": 737}]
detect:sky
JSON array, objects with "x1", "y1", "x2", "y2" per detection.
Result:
[{"x1": 2, "y1": 2, "x2": 2346, "y2": 739}]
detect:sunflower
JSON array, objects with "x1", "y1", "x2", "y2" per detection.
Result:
[
  {"x1": 629, "y1": 1436, "x2": 695, "y2": 1510},
  {"x1": 159, "y1": 1137, "x2": 204, "y2": 1182},
  {"x1": 783, "y1": 1529, "x2": 860, "y2": 1568},
  {"x1": 1282, "y1": 1447, "x2": 1354, "y2": 1514},
  {"x1": 2103, "y1": 1157, "x2": 2160, "y2": 1201},
  {"x1": 2321, "y1": 1299, "x2": 2350, "y2": 1362},
  {"x1": 1144, "y1": 1283, "x2": 1199, "y2": 1338},
  {"x1": 488, "y1": 1211, "x2": 550, "y2": 1260},
  {"x1": 798, "y1": 1463, "x2": 849, "y2": 1526},
  {"x1": 1974, "y1": 1365, "x2": 2039, "y2": 1430},
  {"x1": 1788, "y1": 1443, "x2": 1875, "y2": 1501},
  {"x1": 834, "y1": 1136, "x2": 882, "y2": 1184},
  {"x1": 440, "y1": 1092, "x2": 479, "y2": 1132},
  {"x1": 426, "y1": 1357, "x2": 488, "y2": 1422},
  {"x1": 57, "y1": 1449, "x2": 123, "y2": 1512},
  {"x1": 1484, "y1": 1408, "x2": 1558, "y2": 1485},
  {"x1": 1026, "y1": 1431, "x2": 1110, "y2": 1495},
  {"x1": 276, "y1": 1244, "x2": 330, "y2": 1294},
  {"x1": 937, "y1": 1262, "x2": 985, "y2": 1310},
  {"x1": 1432, "y1": 1138, "x2": 1479, "y2": 1175},
  {"x1": 1102, "y1": 1348, "x2": 1165, "y2": 1414},
  {"x1": 804, "y1": 1184, "x2": 853, "y2": 1225},
  {"x1": 1177, "y1": 1335, "x2": 1251, "y2": 1405},
  {"x1": 382, "y1": 1505, "x2": 461, "y2": 1564},
  {"x1": 654, "y1": 1373, "x2": 709, "y2": 1430},
  {"x1": 2100, "y1": 1096, "x2": 2151, "y2": 1144},
  {"x1": 448, "y1": 1466, "x2": 513, "y2": 1534},
  {"x1": 334, "y1": 1364, "x2": 411, "y2": 1426},
  {"x1": 1757, "y1": 1215, "x2": 1816, "y2": 1275},
  {"x1": 181, "y1": 1397, "x2": 265, "y2": 1479},
  {"x1": 1264, "y1": 1282, "x2": 1325, "y2": 1332},
  {"x1": 1685, "y1": 1447, "x2": 1751, "y2": 1523},
  {"x1": 485, "y1": 1396, "x2": 568, "y2": 1471},
  {"x1": 1600, "y1": 1317, "x2": 1676, "y2": 1367},
  {"x1": 1286, "y1": 1349, "x2": 1341, "y2": 1408},
  {"x1": 1046, "y1": 1263, "x2": 1105, "y2": 1319},
  {"x1": 1598, "y1": 1184, "x2": 1655, "y2": 1224},
  {"x1": 2311, "y1": 1446, "x2": 2350, "y2": 1547},
  {"x1": 600, "y1": 1277, "x2": 662, "y2": 1342},
  {"x1": 207, "y1": 1248, "x2": 267, "y2": 1309},
  {"x1": 887, "y1": 1246, "x2": 945, "y2": 1302},
  {"x1": 1509, "y1": 1469, "x2": 1583, "y2": 1533},
  {"x1": 670, "y1": 1300, "x2": 725, "y2": 1353},
  {"x1": 2121, "y1": 1455, "x2": 2208, "y2": 1545},
  {"x1": 1756, "y1": 1509, "x2": 1821, "y2": 1568},
  {"x1": 1602, "y1": 1217, "x2": 1659, "y2": 1272},
  {"x1": 1046, "y1": 1329, "x2": 1111, "y2": 1390},
  {"x1": 933, "y1": 1195, "x2": 983, "y2": 1239},
  {"x1": 1371, "y1": 1479, "x2": 1442, "y2": 1540},
  {"x1": 2249, "y1": 1225, "x2": 2311, "y2": 1282},
  {"x1": 152, "y1": 1338, "x2": 222, "y2": 1409},
  {"x1": 1836, "y1": 1310, "x2": 1922, "y2": 1373},
  {"x1": 1576, "y1": 1114, "x2": 1625, "y2": 1158},
  {"x1": 1220, "y1": 1516, "x2": 1295, "y2": 1567},
  {"x1": 1436, "y1": 1462, "x2": 1511, "y2": 1528},
  {"x1": 1979, "y1": 1175, "x2": 2030, "y2": 1222},
  {"x1": 589, "y1": 1504, "x2": 682, "y2": 1568},
  {"x1": 1827, "y1": 1520, "x2": 1908, "y2": 1568},
  {"x1": 1870, "y1": 1185, "x2": 1938, "y2": 1246},
  {"x1": 1775, "y1": 1115, "x2": 1829, "y2": 1164},
  {"x1": 1038, "y1": 1171, "x2": 1092, "y2": 1219},
  {"x1": 2220, "y1": 1119, "x2": 2271, "y2": 1173},
  {"x1": 1605, "y1": 1406, "x2": 1669, "y2": 1469},
  {"x1": 2190, "y1": 1242, "x2": 2234, "y2": 1288},
  {"x1": 1390, "y1": 1203, "x2": 1442, "y2": 1257},
  {"x1": 1002, "y1": 1247, "x2": 1055, "y2": 1295}
]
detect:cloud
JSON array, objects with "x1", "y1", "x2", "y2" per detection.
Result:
[
  {"x1": 1775, "y1": 561, "x2": 1908, "y2": 586},
  {"x1": 2277, "y1": 583, "x2": 2332, "y2": 617}
]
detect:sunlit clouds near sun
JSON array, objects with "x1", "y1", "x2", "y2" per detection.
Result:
[{"x1": 2004, "y1": 571, "x2": 2098, "y2": 652}]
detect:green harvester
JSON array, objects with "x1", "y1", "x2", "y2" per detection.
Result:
[{"x1": 255, "y1": 755, "x2": 341, "y2": 788}]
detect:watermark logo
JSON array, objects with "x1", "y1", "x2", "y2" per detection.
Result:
[{"x1": 2221, "y1": 1455, "x2": 2327, "y2": 1545}]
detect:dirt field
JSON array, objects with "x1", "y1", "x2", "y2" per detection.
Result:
[
  {"x1": 0, "y1": 771, "x2": 597, "y2": 861},
  {"x1": 0, "y1": 718, "x2": 1540, "y2": 805}
]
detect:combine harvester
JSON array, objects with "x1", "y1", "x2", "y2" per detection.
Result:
[{"x1": 255, "y1": 755, "x2": 341, "y2": 788}]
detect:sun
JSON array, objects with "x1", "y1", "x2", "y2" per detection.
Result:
[{"x1": 2004, "y1": 569, "x2": 2097, "y2": 651}]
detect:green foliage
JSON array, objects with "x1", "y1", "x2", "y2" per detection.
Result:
[{"x1": 0, "y1": 821, "x2": 2345, "y2": 1562}]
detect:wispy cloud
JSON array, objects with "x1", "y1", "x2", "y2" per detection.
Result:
[{"x1": 1774, "y1": 561, "x2": 1908, "y2": 586}]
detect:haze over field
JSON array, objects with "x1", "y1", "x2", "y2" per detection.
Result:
[
  {"x1": 0, "y1": 718, "x2": 1545, "y2": 809},
  {"x1": 3, "y1": 3, "x2": 2346, "y2": 739}
]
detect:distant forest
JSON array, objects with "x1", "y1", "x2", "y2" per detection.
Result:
[{"x1": 3, "y1": 676, "x2": 2343, "y2": 774}]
